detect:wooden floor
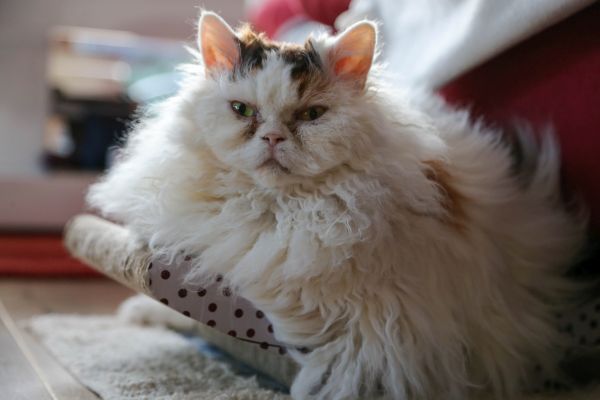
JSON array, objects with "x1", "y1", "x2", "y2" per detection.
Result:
[{"x1": 0, "y1": 278, "x2": 134, "y2": 400}]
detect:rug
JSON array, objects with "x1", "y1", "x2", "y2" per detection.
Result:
[
  {"x1": 28, "y1": 314, "x2": 289, "y2": 400},
  {"x1": 28, "y1": 314, "x2": 600, "y2": 400},
  {"x1": 0, "y1": 234, "x2": 97, "y2": 276}
]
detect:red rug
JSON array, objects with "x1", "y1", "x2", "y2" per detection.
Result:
[{"x1": 0, "y1": 234, "x2": 99, "y2": 276}]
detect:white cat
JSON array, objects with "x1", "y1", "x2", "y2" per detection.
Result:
[{"x1": 88, "y1": 11, "x2": 586, "y2": 400}]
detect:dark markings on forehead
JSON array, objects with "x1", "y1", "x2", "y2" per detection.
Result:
[
  {"x1": 233, "y1": 24, "x2": 323, "y2": 94},
  {"x1": 282, "y1": 41, "x2": 323, "y2": 99},
  {"x1": 280, "y1": 40, "x2": 322, "y2": 80},
  {"x1": 235, "y1": 26, "x2": 277, "y2": 74}
]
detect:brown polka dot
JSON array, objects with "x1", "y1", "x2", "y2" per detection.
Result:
[
  {"x1": 197, "y1": 289, "x2": 207, "y2": 297},
  {"x1": 184, "y1": 255, "x2": 191, "y2": 261},
  {"x1": 565, "y1": 348, "x2": 573, "y2": 357},
  {"x1": 148, "y1": 278, "x2": 152, "y2": 286},
  {"x1": 234, "y1": 309, "x2": 244, "y2": 318},
  {"x1": 267, "y1": 324, "x2": 273, "y2": 333},
  {"x1": 228, "y1": 330, "x2": 237, "y2": 337},
  {"x1": 297, "y1": 347, "x2": 310, "y2": 354},
  {"x1": 182, "y1": 311, "x2": 190, "y2": 317},
  {"x1": 222, "y1": 287, "x2": 232, "y2": 297},
  {"x1": 207, "y1": 320, "x2": 216, "y2": 327},
  {"x1": 208, "y1": 303, "x2": 218, "y2": 312},
  {"x1": 278, "y1": 347, "x2": 287, "y2": 355},
  {"x1": 565, "y1": 324, "x2": 574, "y2": 334},
  {"x1": 544, "y1": 380, "x2": 552, "y2": 390},
  {"x1": 256, "y1": 310, "x2": 264, "y2": 319},
  {"x1": 160, "y1": 298, "x2": 169, "y2": 305},
  {"x1": 161, "y1": 270, "x2": 170, "y2": 279},
  {"x1": 148, "y1": 263, "x2": 153, "y2": 270},
  {"x1": 246, "y1": 329, "x2": 255, "y2": 338},
  {"x1": 178, "y1": 289, "x2": 187, "y2": 298},
  {"x1": 216, "y1": 274, "x2": 223, "y2": 282},
  {"x1": 260, "y1": 342, "x2": 269, "y2": 349}
]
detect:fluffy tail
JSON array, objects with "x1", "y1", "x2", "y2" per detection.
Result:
[{"x1": 507, "y1": 123, "x2": 563, "y2": 203}]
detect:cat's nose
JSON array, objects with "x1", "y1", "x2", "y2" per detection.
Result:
[{"x1": 262, "y1": 133, "x2": 286, "y2": 147}]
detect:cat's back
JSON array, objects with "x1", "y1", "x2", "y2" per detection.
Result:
[{"x1": 405, "y1": 90, "x2": 586, "y2": 278}]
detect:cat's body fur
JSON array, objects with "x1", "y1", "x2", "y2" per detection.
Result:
[{"x1": 88, "y1": 12, "x2": 585, "y2": 400}]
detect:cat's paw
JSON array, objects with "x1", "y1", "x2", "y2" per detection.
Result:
[
  {"x1": 117, "y1": 294, "x2": 196, "y2": 331},
  {"x1": 290, "y1": 338, "x2": 371, "y2": 400}
]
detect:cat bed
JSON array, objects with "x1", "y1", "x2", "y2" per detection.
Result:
[
  {"x1": 64, "y1": 214, "x2": 600, "y2": 393},
  {"x1": 63, "y1": 214, "x2": 298, "y2": 387}
]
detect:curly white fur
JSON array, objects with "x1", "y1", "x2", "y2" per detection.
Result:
[{"x1": 88, "y1": 12, "x2": 586, "y2": 400}]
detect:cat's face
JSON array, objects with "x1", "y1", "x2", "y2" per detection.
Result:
[{"x1": 187, "y1": 13, "x2": 376, "y2": 188}]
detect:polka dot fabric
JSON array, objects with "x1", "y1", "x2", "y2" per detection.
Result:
[
  {"x1": 526, "y1": 296, "x2": 600, "y2": 393},
  {"x1": 558, "y1": 299, "x2": 600, "y2": 348},
  {"x1": 147, "y1": 257, "x2": 287, "y2": 355}
]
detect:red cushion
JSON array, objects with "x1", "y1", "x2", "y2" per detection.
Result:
[
  {"x1": 250, "y1": 0, "x2": 350, "y2": 38},
  {"x1": 299, "y1": 0, "x2": 350, "y2": 28},
  {"x1": 249, "y1": 0, "x2": 304, "y2": 38},
  {"x1": 440, "y1": 4, "x2": 600, "y2": 228}
]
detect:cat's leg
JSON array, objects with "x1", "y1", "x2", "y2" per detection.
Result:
[
  {"x1": 290, "y1": 338, "x2": 359, "y2": 400},
  {"x1": 117, "y1": 294, "x2": 197, "y2": 331},
  {"x1": 289, "y1": 333, "x2": 416, "y2": 400}
]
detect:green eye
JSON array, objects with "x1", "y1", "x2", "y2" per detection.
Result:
[
  {"x1": 231, "y1": 101, "x2": 257, "y2": 118},
  {"x1": 297, "y1": 106, "x2": 327, "y2": 121}
]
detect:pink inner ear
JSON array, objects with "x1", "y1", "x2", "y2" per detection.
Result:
[
  {"x1": 199, "y1": 14, "x2": 239, "y2": 73},
  {"x1": 204, "y1": 46, "x2": 234, "y2": 71},
  {"x1": 334, "y1": 56, "x2": 371, "y2": 78},
  {"x1": 329, "y1": 23, "x2": 376, "y2": 84},
  {"x1": 204, "y1": 48, "x2": 218, "y2": 69}
]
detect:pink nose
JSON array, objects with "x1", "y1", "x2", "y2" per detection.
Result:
[{"x1": 262, "y1": 133, "x2": 286, "y2": 146}]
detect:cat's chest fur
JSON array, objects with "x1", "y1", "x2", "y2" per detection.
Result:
[{"x1": 213, "y1": 181, "x2": 376, "y2": 254}]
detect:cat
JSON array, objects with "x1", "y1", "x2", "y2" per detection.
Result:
[{"x1": 88, "y1": 11, "x2": 586, "y2": 400}]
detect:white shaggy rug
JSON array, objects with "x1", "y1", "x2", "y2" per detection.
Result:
[
  {"x1": 28, "y1": 315, "x2": 289, "y2": 400},
  {"x1": 28, "y1": 314, "x2": 600, "y2": 400}
]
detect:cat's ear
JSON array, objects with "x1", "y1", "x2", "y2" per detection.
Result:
[
  {"x1": 327, "y1": 21, "x2": 376, "y2": 87},
  {"x1": 198, "y1": 12, "x2": 239, "y2": 74}
]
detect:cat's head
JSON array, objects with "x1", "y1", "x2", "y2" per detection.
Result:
[{"x1": 184, "y1": 12, "x2": 377, "y2": 188}]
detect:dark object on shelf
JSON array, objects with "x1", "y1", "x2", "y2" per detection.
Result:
[{"x1": 44, "y1": 89, "x2": 136, "y2": 171}]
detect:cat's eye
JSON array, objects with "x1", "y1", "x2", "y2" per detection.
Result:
[
  {"x1": 297, "y1": 106, "x2": 327, "y2": 122},
  {"x1": 231, "y1": 101, "x2": 257, "y2": 118}
]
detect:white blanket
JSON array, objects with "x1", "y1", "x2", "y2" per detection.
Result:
[{"x1": 337, "y1": 0, "x2": 594, "y2": 88}]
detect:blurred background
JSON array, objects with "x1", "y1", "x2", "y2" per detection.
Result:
[
  {"x1": 0, "y1": 0, "x2": 249, "y2": 175},
  {"x1": 0, "y1": 0, "x2": 245, "y2": 228},
  {"x1": 0, "y1": 0, "x2": 597, "y2": 275},
  {"x1": 0, "y1": 0, "x2": 246, "y2": 274}
]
